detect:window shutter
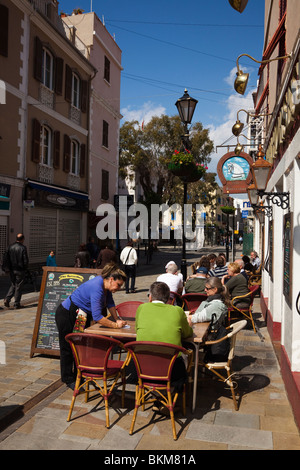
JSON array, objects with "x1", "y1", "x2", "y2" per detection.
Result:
[
  {"x1": 31, "y1": 119, "x2": 41, "y2": 163},
  {"x1": 104, "y1": 56, "x2": 110, "y2": 82},
  {"x1": 102, "y1": 120, "x2": 109, "y2": 148},
  {"x1": 55, "y1": 57, "x2": 64, "y2": 95},
  {"x1": 65, "y1": 64, "x2": 72, "y2": 103},
  {"x1": 34, "y1": 36, "x2": 43, "y2": 82},
  {"x1": 80, "y1": 143, "x2": 86, "y2": 177},
  {"x1": 63, "y1": 134, "x2": 71, "y2": 172},
  {"x1": 0, "y1": 5, "x2": 8, "y2": 57},
  {"x1": 53, "y1": 131, "x2": 60, "y2": 169},
  {"x1": 80, "y1": 80, "x2": 88, "y2": 113},
  {"x1": 101, "y1": 170, "x2": 109, "y2": 200}
]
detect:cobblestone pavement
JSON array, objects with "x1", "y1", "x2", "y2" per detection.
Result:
[{"x1": 0, "y1": 246, "x2": 300, "y2": 451}]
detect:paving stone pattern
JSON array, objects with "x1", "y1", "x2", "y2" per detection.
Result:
[{"x1": 0, "y1": 246, "x2": 300, "y2": 450}]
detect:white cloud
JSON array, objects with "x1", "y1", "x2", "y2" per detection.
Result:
[{"x1": 121, "y1": 101, "x2": 166, "y2": 125}]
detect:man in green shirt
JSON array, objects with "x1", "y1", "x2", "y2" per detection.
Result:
[
  {"x1": 134, "y1": 282, "x2": 193, "y2": 394},
  {"x1": 136, "y1": 282, "x2": 193, "y2": 345}
]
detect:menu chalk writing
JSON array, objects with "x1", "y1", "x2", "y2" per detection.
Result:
[{"x1": 30, "y1": 267, "x2": 101, "y2": 357}]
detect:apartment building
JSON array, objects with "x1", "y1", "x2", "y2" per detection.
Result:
[
  {"x1": 62, "y1": 12, "x2": 122, "y2": 238},
  {"x1": 0, "y1": 1, "x2": 122, "y2": 266}
]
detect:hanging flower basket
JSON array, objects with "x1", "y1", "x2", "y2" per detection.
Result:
[
  {"x1": 167, "y1": 150, "x2": 207, "y2": 181},
  {"x1": 220, "y1": 205, "x2": 236, "y2": 215}
]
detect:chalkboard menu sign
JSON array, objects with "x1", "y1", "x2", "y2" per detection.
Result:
[
  {"x1": 283, "y1": 213, "x2": 293, "y2": 306},
  {"x1": 30, "y1": 267, "x2": 102, "y2": 357}
]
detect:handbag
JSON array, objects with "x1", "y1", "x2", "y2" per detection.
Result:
[{"x1": 204, "y1": 313, "x2": 230, "y2": 362}]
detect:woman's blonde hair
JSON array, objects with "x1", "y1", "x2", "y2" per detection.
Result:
[
  {"x1": 101, "y1": 262, "x2": 126, "y2": 281},
  {"x1": 228, "y1": 262, "x2": 241, "y2": 274},
  {"x1": 205, "y1": 276, "x2": 231, "y2": 307}
]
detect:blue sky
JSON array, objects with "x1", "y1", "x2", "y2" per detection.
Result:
[{"x1": 59, "y1": 0, "x2": 265, "y2": 175}]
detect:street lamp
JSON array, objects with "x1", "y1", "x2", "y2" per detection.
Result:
[
  {"x1": 228, "y1": 0, "x2": 249, "y2": 13},
  {"x1": 249, "y1": 145, "x2": 290, "y2": 210},
  {"x1": 234, "y1": 53, "x2": 291, "y2": 95},
  {"x1": 175, "y1": 89, "x2": 198, "y2": 281},
  {"x1": 232, "y1": 109, "x2": 272, "y2": 137}
]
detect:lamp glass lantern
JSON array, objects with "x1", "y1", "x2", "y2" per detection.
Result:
[
  {"x1": 175, "y1": 89, "x2": 198, "y2": 125},
  {"x1": 251, "y1": 146, "x2": 272, "y2": 191},
  {"x1": 247, "y1": 183, "x2": 259, "y2": 206}
]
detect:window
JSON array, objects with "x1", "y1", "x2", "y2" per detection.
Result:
[
  {"x1": 42, "y1": 48, "x2": 54, "y2": 90},
  {"x1": 0, "y1": 5, "x2": 8, "y2": 57},
  {"x1": 40, "y1": 125, "x2": 52, "y2": 166},
  {"x1": 104, "y1": 56, "x2": 110, "y2": 82},
  {"x1": 72, "y1": 73, "x2": 80, "y2": 108},
  {"x1": 101, "y1": 170, "x2": 109, "y2": 200},
  {"x1": 70, "y1": 140, "x2": 80, "y2": 175},
  {"x1": 102, "y1": 120, "x2": 109, "y2": 148}
]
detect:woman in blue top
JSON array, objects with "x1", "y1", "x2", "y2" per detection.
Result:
[
  {"x1": 55, "y1": 263, "x2": 127, "y2": 389},
  {"x1": 46, "y1": 250, "x2": 57, "y2": 267}
]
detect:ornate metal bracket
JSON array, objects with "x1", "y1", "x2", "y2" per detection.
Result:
[
  {"x1": 257, "y1": 191, "x2": 290, "y2": 210},
  {"x1": 252, "y1": 204, "x2": 273, "y2": 219}
]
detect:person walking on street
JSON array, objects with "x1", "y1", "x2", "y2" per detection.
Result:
[
  {"x1": 74, "y1": 244, "x2": 90, "y2": 268},
  {"x1": 120, "y1": 241, "x2": 138, "y2": 293},
  {"x1": 46, "y1": 250, "x2": 57, "y2": 267},
  {"x1": 4, "y1": 233, "x2": 29, "y2": 309},
  {"x1": 96, "y1": 242, "x2": 118, "y2": 270}
]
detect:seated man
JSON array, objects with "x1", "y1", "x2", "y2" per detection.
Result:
[
  {"x1": 250, "y1": 251, "x2": 261, "y2": 271},
  {"x1": 156, "y1": 261, "x2": 183, "y2": 295},
  {"x1": 135, "y1": 281, "x2": 193, "y2": 394},
  {"x1": 184, "y1": 266, "x2": 208, "y2": 293}
]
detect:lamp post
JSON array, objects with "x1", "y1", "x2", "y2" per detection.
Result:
[{"x1": 175, "y1": 89, "x2": 198, "y2": 281}]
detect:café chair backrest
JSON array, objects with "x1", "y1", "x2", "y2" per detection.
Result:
[
  {"x1": 116, "y1": 301, "x2": 143, "y2": 319},
  {"x1": 65, "y1": 333, "x2": 126, "y2": 427},
  {"x1": 124, "y1": 341, "x2": 192, "y2": 440},
  {"x1": 181, "y1": 293, "x2": 207, "y2": 313}
]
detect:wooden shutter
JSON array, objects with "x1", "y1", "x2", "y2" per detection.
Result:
[
  {"x1": 101, "y1": 170, "x2": 109, "y2": 200},
  {"x1": 54, "y1": 57, "x2": 64, "y2": 95},
  {"x1": 34, "y1": 37, "x2": 43, "y2": 82},
  {"x1": 65, "y1": 64, "x2": 72, "y2": 103},
  {"x1": 102, "y1": 120, "x2": 109, "y2": 148},
  {"x1": 53, "y1": 131, "x2": 60, "y2": 169},
  {"x1": 0, "y1": 5, "x2": 8, "y2": 57},
  {"x1": 63, "y1": 134, "x2": 71, "y2": 172},
  {"x1": 80, "y1": 143, "x2": 86, "y2": 177},
  {"x1": 31, "y1": 119, "x2": 41, "y2": 163},
  {"x1": 80, "y1": 80, "x2": 88, "y2": 113},
  {"x1": 104, "y1": 56, "x2": 110, "y2": 82}
]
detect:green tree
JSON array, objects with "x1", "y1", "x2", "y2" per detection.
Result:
[{"x1": 119, "y1": 114, "x2": 216, "y2": 206}]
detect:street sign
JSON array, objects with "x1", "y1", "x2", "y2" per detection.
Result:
[{"x1": 242, "y1": 210, "x2": 248, "y2": 218}]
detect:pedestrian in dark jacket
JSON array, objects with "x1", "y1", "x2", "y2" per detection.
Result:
[
  {"x1": 4, "y1": 233, "x2": 29, "y2": 309},
  {"x1": 96, "y1": 243, "x2": 118, "y2": 269},
  {"x1": 74, "y1": 244, "x2": 91, "y2": 268}
]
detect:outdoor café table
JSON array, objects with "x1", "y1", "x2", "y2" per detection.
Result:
[{"x1": 85, "y1": 319, "x2": 210, "y2": 413}]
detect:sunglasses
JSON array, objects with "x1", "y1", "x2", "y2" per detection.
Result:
[{"x1": 205, "y1": 286, "x2": 214, "y2": 291}]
